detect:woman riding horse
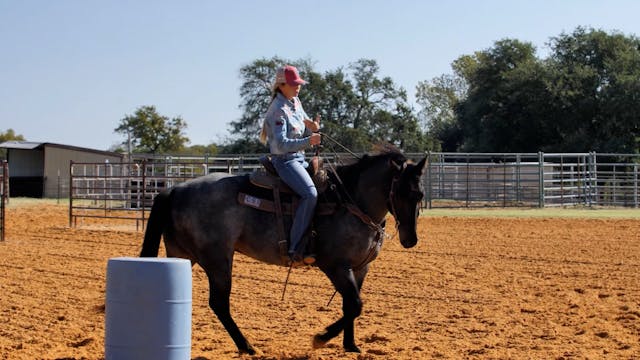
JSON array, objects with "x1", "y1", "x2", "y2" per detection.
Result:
[{"x1": 140, "y1": 145, "x2": 427, "y2": 355}]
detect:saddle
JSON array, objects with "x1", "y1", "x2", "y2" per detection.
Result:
[
  {"x1": 250, "y1": 155, "x2": 329, "y2": 194},
  {"x1": 237, "y1": 155, "x2": 334, "y2": 265}
]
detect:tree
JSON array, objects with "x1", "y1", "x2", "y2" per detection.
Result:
[
  {"x1": 454, "y1": 39, "x2": 548, "y2": 152},
  {"x1": 114, "y1": 105, "x2": 189, "y2": 154},
  {"x1": 0, "y1": 128, "x2": 26, "y2": 158},
  {"x1": 423, "y1": 27, "x2": 640, "y2": 153},
  {"x1": 183, "y1": 144, "x2": 219, "y2": 156},
  {"x1": 349, "y1": 59, "x2": 405, "y2": 131},
  {"x1": 231, "y1": 57, "x2": 429, "y2": 153},
  {"x1": 226, "y1": 57, "x2": 316, "y2": 153},
  {"x1": 0, "y1": 129, "x2": 25, "y2": 143},
  {"x1": 415, "y1": 73, "x2": 467, "y2": 151},
  {"x1": 546, "y1": 27, "x2": 640, "y2": 152}
]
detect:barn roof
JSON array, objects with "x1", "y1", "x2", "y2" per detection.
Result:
[
  {"x1": 0, "y1": 141, "x2": 43, "y2": 150},
  {"x1": 0, "y1": 141, "x2": 123, "y2": 158}
]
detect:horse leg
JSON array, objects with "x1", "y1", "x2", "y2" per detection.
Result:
[
  {"x1": 314, "y1": 265, "x2": 368, "y2": 352},
  {"x1": 200, "y1": 253, "x2": 256, "y2": 355}
]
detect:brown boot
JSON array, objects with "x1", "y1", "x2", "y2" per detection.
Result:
[{"x1": 302, "y1": 254, "x2": 316, "y2": 265}]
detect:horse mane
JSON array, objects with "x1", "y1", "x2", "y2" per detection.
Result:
[{"x1": 333, "y1": 143, "x2": 407, "y2": 194}]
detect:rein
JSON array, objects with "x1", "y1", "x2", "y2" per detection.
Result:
[
  {"x1": 321, "y1": 133, "x2": 402, "y2": 242},
  {"x1": 317, "y1": 135, "x2": 406, "y2": 307}
]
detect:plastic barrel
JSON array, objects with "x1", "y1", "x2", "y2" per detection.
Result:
[{"x1": 105, "y1": 257, "x2": 192, "y2": 360}]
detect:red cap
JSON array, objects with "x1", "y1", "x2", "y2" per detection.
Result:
[{"x1": 276, "y1": 65, "x2": 306, "y2": 86}]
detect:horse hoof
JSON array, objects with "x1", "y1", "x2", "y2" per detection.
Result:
[
  {"x1": 239, "y1": 344, "x2": 257, "y2": 355},
  {"x1": 344, "y1": 344, "x2": 361, "y2": 353},
  {"x1": 312, "y1": 333, "x2": 328, "y2": 349}
]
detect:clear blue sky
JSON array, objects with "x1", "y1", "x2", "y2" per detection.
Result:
[{"x1": 2, "y1": 0, "x2": 639, "y2": 151}]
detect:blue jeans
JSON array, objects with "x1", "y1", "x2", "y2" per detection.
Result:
[{"x1": 272, "y1": 156, "x2": 318, "y2": 254}]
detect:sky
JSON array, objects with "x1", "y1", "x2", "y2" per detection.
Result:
[{"x1": 2, "y1": 0, "x2": 639, "y2": 151}]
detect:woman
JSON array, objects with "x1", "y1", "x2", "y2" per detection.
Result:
[{"x1": 259, "y1": 65, "x2": 321, "y2": 266}]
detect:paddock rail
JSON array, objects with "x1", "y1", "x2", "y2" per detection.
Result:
[
  {"x1": 69, "y1": 157, "x2": 264, "y2": 229},
  {"x1": 423, "y1": 152, "x2": 640, "y2": 208},
  {"x1": 69, "y1": 152, "x2": 639, "y2": 229}
]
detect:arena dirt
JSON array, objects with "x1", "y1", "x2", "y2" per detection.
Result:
[{"x1": 0, "y1": 203, "x2": 639, "y2": 359}]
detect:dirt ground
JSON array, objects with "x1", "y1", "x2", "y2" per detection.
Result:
[{"x1": 0, "y1": 202, "x2": 639, "y2": 360}]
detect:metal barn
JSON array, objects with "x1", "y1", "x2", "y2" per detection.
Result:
[{"x1": 0, "y1": 141, "x2": 123, "y2": 198}]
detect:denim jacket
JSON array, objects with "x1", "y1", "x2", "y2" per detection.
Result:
[{"x1": 264, "y1": 93, "x2": 312, "y2": 160}]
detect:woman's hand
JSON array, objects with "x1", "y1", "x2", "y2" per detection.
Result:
[
  {"x1": 309, "y1": 133, "x2": 321, "y2": 146},
  {"x1": 304, "y1": 115, "x2": 321, "y2": 132}
]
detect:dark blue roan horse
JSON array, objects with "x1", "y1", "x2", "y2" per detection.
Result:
[{"x1": 140, "y1": 147, "x2": 427, "y2": 355}]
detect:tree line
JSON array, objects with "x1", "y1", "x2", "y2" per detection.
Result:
[{"x1": 3, "y1": 27, "x2": 639, "y2": 156}]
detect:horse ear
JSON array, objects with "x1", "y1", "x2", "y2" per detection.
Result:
[
  {"x1": 389, "y1": 158, "x2": 403, "y2": 171},
  {"x1": 416, "y1": 156, "x2": 428, "y2": 175}
]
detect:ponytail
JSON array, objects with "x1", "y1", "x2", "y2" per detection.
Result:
[
  {"x1": 259, "y1": 121, "x2": 268, "y2": 144},
  {"x1": 260, "y1": 82, "x2": 284, "y2": 145}
]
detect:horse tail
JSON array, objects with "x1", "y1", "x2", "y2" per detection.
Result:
[{"x1": 140, "y1": 190, "x2": 171, "y2": 257}]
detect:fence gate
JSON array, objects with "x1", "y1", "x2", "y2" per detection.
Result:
[{"x1": 1, "y1": 161, "x2": 7, "y2": 241}]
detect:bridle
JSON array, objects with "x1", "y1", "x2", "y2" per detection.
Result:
[
  {"x1": 387, "y1": 160, "x2": 407, "y2": 232},
  {"x1": 319, "y1": 131, "x2": 407, "y2": 239}
]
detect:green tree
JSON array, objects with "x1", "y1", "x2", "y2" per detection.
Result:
[
  {"x1": 546, "y1": 27, "x2": 640, "y2": 152},
  {"x1": 0, "y1": 129, "x2": 26, "y2": 158},
  {"x1": 114, "y1": 105, "x2": 189, "y2": 154},
  {"x1": 415, "y1": 72, "x2": 467, "y2": 151},
  {"x1": 231, "y1": 57, "x2": 429, "y2": 153},
  {"x1": 455, "y1": 39, "x2": 546, "y2": 152},
  {"x1": 184, "y1": 144, "x2": 219, "y2": 156},
  {"x1": 0, "y1": 129, "x2": 25, "y2": 143},
  {"x1": 226, "y1": 57, "x2": 316, "y2": 153},
  {"x1": 424, "y1": 27, "x2": 640, "y2": 153}
]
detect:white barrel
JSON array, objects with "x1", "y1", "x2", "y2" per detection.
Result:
[{"x1": 105, "y1": 257, "x2": 192, "y2": 360}]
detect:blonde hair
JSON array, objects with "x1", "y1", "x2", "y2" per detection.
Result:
[{"x1": 259, "y1": 81, "x2": 284, "y2": 144}]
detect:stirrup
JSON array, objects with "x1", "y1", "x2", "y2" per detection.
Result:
[{"x1": 288, "y1": 253, "x2": 304, "y2": 267}]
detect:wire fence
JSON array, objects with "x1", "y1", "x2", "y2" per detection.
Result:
[{"x1": 67, "y1": 152, "x2": 639, "y2": 228}]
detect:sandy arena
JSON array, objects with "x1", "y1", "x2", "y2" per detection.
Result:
[{"x1": 0, "y1": 202, "x2": 639, "y2": 359}]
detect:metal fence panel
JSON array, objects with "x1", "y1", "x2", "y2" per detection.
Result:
[
  {"x1": 69, "y1": 157, "x2": 267, "y2": 228},
  {"x1": 590, "y1": 153, "x2": 640, "y2": 207},
  {"x1": 69, "y1": 152, "x2": 640, "y2": 228},
  {"x1": 424, "y1": 152, "x2": 640, "y2": 208},
  {"x1": 424, "y1": 153, "x2": 542, "y2": 208}
]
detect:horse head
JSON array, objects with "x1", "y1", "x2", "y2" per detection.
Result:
[{"x1": 388, "y1": 155, "x2": 427, "y2": 248}]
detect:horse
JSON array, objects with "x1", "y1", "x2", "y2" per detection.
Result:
[{"x1": 140, "y1": 146, "x2": 427, "y2": 355}]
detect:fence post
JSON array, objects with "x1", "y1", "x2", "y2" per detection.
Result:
[
  {"x1": 589, "y1": 151, "x2": 597, "y2": 206},
  {"x1": 465, "y1": 153, "x2": 470, "y2": 207},
  {"x1": 516, "y1": 154, "x2": 521, "y2": 203},
  {"x1": 538, "y1": 151, "x2": 544, "y2": 208},
  {"x1": 634, "y1": 164, "x2": 638, "y2": 208},
  {"x1": 425, "y1": 151, "x2": 432, "y2": 209},
  {"x1": 502, "y1": 154, "x2": 507, "y2": 207},
  {"x1": 1, "y1": 160, "x2": 6, "y2": 241},
  {"x1": 142, "y1": 160, "x2": 147, "y2": 229},
  {"x1": 69, "y1": 161, "x2": 74, "y2": 227}
]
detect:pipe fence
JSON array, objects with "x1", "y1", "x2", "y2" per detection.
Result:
[
  {"x1": 68, "y1": 152, "x2": 639, "y2": 228},
  {"x1": 69, "y1": 157, "x2": 265, "y2": 229},
  {"x1": 1, "y1": 161, "x2": 8, "y2": 241},
  {"x1": 423, "y1": 152, "x2": 640, "y2": 208}
]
